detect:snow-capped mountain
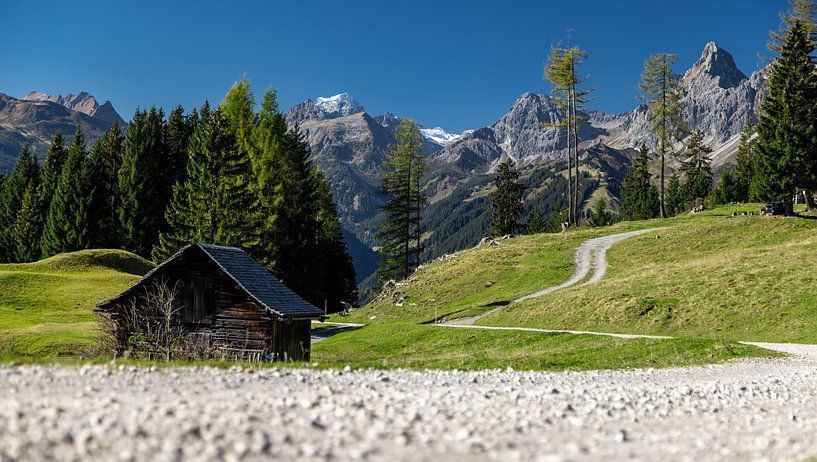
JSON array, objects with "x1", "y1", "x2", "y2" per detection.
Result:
[
  {"x1": 420, "y1": 127, "x2": 462, "y2": 146},
  {"x1": 287, "y1": 92, "x2": 365, "y2": 124}
]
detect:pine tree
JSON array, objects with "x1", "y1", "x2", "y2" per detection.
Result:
[
  {"x1": 587, "y1": 199, "x2": 611, "y2": 227},
  {"x1": 78, "y1": 123, "x2": 124, "y2": 249},
  {"x1": 639, "y1": 53, "x2": 688, "y2": 218},
  {"x1": 545, "y1": 208, "x2": 569, "y2": 233},
  {"x1": 0, "y1": 145, "x2": 40, "y2": 262},
  {"x1": 681, "y1": 130, "x2": 713, "y2": 207},
  {"x1": 735, "y1": 121, "x2": 756, "y2": 202},
  {"x1": 753, "y1": 19, "x2": 817, "y2": 214},
  {"x1": 619, "y1": 145, "x2": 660, "y2": 221},
  {"x1": 544, "y1": 40, "x2": 594, "y2": 226},
  {"x1": 527, "y1": 209, "x2": 547, "y2": 234},
  {"x1": 378, "y1": 119, "x2": 425, "y2": 281},
  {"x1": 42, "y1": 128, "x2": 87, "y2": 257},
  {"x1": 490, "y1": 159, "x2": 525, "y2": 237},
  {"x1": 665, "y1": 172, "x2": 684, "y2": 216},
  {"x1": 118, "y1": 107, "x2": 169, "y2": 258}
]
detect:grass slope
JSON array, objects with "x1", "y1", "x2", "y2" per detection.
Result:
[
  {"x1": 483, "y1": 205, "x2": 817, "y2": 342},
  {"x1": 0, "y1": 249, "x2": 152, "y2": 357},
  {"x1": 313, "y1": 324, "x2": 766, "y2": 371}
]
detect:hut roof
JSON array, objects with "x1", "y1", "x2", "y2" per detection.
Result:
[{"x1": 97, "y1": 243, "x2": 325, "y2": 320}]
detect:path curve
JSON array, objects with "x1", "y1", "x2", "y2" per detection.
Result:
[{"x1": 445, "y1": 227, "x2": 669, "y2": 326}]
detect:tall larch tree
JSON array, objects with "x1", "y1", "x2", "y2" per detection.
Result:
[
  {"x1": 639, "y1": 53, "x2": 688, "y2": 218},
  {"x1": 544, "y1": 40, "x2": 593, "y2": 226},
  {"x1": 490, "y1": 158, "x2": 525, "y2": 237},
  {"x1": 378, "y1": 119, "x2": 425, "y2": 281},
  {"x1": 42, "y1": 128, "x2": 87, "y2": 257}
]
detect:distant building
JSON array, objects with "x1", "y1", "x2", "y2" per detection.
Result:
[{"x1": 97, "y1": 243, "x2": 325, "y2": 361}]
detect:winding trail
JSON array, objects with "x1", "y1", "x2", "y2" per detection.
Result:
[{"x1": 444, "y1": 227, "x2": 670, "y2": 327}]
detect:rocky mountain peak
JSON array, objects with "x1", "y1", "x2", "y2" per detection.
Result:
[
  {"x1": 683, "y1": 42, "x2": 747, "y2": 89},
  {"x1": 287, "y1": 92, "x2": 365, "y2": 124},
  {"x1": 22, "y1": 90, "x2": 125, "y2": 126}
]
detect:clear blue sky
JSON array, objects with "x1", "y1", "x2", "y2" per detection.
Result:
[{"x1": 0, "y1": 0, "x2": 787, "y2": 133}]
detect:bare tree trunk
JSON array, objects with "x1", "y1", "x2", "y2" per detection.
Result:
[
  {"x1": 567, "y1": 125, "x2": 574, "y2": 226},
  {"x1": 571, "y1": 86, "x2": 580, "y2": 226},
  {"x1": 803, "y1": 190, "x2": 815, "y2": 212}
]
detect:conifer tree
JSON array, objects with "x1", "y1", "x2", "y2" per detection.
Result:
[
  {"x1": 665, "y1": 172, "x2": 684, "y2": 216},
  {"x1": 490, "y1": 159, "x2": 524, "y2": 237},
  {"x1": 378, "y1": 119, "x2": 425, "y2": 281},
  {"x1": 619, "y1": 145, "x2": 660, "y2": 221},
  {"x1": 0, "y1": 145, "x2": 40, "y2": 261},
  {"x1": 42, "y1": 128, "x2": 87, "y2": 257},
  {"x1": 544, "y1": 40, "x2": 594, "y2": 226},
  {"x1": 545, "y1": 208, "x2": 569, "y2": 233},
  {"x1": 753, "y1": 18, "x2": 817, "y2": 214},
  {"x1": 712, "y1": 167, "x2": 741, "y2": 205},
  {"x1": 118, "y1": 107, "x2": 169, "y2": 258},
  {"x1": 165, "y1": 105, "x2": 193, "y2": 188},
  {"x1": 681, "y1": 130, "x2": 713, "y2": 206},
  {"x1": 527, "y1": 209, "x2": 547, "y2": 234},
  {"x1": 587, "y1": 199, "x2": 611, "y2": 227},
  {"x1": 12, "y1": 184, "x2": 41, "y2": 262},
  {"x1": 248, "y1": 87, "x2": 288, "y2": 269},
  {"x1": 313, "y1": 168, "x2": 358, "y2": 309},
  {"x1": 78, "y1": 123, "x2": 123, "y2": 249},
  {"x1": 735, "y1": 122, "x2": 756, "y2": 202},
  {"x1": 36, "y1": 131, "x2": 67, "y2": 257},
  {"x1": 639, "y1": 53, "x2": 688, "y2": 218}
]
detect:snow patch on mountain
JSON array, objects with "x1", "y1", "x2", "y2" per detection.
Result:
[
  {"x1": 314, "y1": 93, "x2": 364, "y2": 117},
  {"x1": 420, "y1": 127, "x2": 462, "y2": 146}
]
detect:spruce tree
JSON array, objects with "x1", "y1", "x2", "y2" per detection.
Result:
[
  {"x1": 639, "y1": 53, "x2": 688, "y2": 218},
  {"x1": 78, "y1": 123, "x2": 123, "y2": 249},
  {"x1": 378, "y1": 119, "x2": 425, "y2": 281},
  {"x1": 313, "y1": 168, "x2": 358, "y2": 309},
  {"x1": 753, "y1": 19, "x2": 817, "y2": 214},
  {"x1": 0, "y1": 145, "x2": 40, "y2": 262},
  {"x1": 12, "y1": 184, "x2": 41, "y2": 262},
  {"x1": 735, "y1": 122, "x2": 756, "y2": 202},
  {"x1": 165, "y1": 105, "x2": 193, "y2": 189},
  {"x1": 713, "y1": 167, "x2": 741, "y2": 205},
  {"x1": 118, "y1": 107, "x2": 169, "y2": 258},
  {"x1": 490, "y1": 159, "x2": 524, "y2": 237},
  {"x1": 36, "y1": 132, "x2": 68, "y2": 257},
  {"x1": 619, "y1": 145, "x2": 660, "y2": 221},
  {"x1": 681, "y1": 130, "x2": 713, "y2": 207},
  {"x1": 42, "y1": 128, "x2": 87, "y2": 257},
  {"x1": 665, "y1": 172, "x2": 684, "y2": 216},
  {"x1": 527, "y1": 209, "x2": 547, "y2": 234},
  {"x1": 587, "y1": 199, "x2": 611, "y2": 227}
]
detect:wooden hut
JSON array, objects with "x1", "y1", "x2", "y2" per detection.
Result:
[{"x1": 97, "y1": 243, "x2": 325, "y2": 361}]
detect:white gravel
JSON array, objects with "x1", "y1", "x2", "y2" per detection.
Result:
[{"x1": 2, "y1": 350, "x2": 817, "y2": 461}]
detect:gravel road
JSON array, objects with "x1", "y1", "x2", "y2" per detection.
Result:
[{"x1": 2, "y1": 348, "x2": 817, "y2": 462}]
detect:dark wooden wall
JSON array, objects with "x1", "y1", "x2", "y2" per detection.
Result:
[{"x1": 110, "y1": 246, "x2": 313, "y2": 362}]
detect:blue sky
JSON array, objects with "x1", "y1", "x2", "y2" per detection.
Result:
[{"x1": 0, "y1": 0, "x2": 786, "y2": 132}]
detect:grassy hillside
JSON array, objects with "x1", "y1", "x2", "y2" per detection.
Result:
[
  {"x1": 483, "y1": 206, "x2": 817, "y2": 343},
  {"x1": 0, "y1": 249, "x2": 152, "y2": 357},
  {"x1": 343, "y1": 204, "x2": 817, "y2": 344}
]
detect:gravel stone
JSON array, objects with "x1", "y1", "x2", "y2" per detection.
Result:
[{"x1": 2, "y1": 348, "x2": 817, "y2": 461}]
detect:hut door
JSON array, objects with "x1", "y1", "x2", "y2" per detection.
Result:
[{"x1": 182, "y1": 279, "x2": 214, "y2": 324}]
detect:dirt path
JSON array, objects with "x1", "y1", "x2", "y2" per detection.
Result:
[{"x1": 445, "y1": 227, "x2": 669, "y2": 326}]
